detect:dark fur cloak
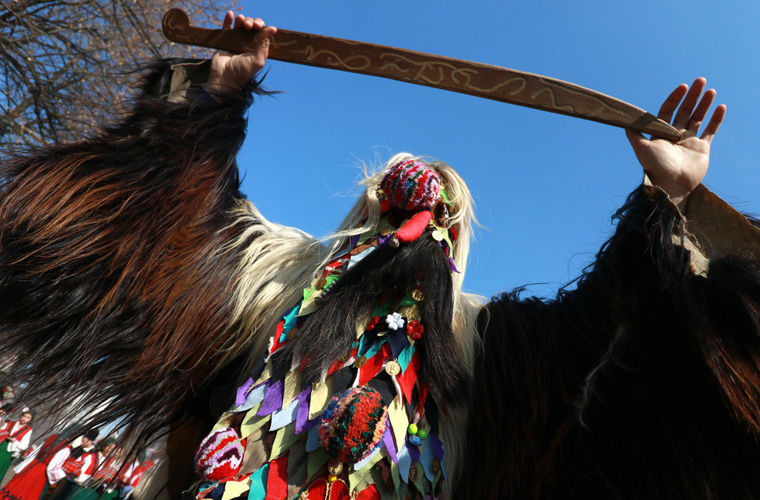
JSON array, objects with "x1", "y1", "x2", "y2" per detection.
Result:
[{"x1": 456, "y1": 186, "x2": 760, "y2": 499}]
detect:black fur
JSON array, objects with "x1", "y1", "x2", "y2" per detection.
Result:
[
  {"x1": 273, "y1": 233, "x2": 471, "y2": 409},
  {"x1": 456, "y1": 186, "x2": 760, "y2": 499}
]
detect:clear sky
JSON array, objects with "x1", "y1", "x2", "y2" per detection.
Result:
[{"x1": 225, "y1": 0, "x2": 760, "y2": 300}]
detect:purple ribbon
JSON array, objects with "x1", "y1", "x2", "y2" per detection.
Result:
[
  {"x1": 408, "y1": 443, "x2": 420, "y2": 463},
  {"x1": 256, "y1": 379, "x2": 284, "y2": 416},
  {"x1": 294, "y1": 387, "x2": 312, "y2": 434},
  {"x1": 430, "y1": 432, "x2": 444, "y2": 460},
  {"x1": 448, "y1": 257, "x2": 460, "y2": 273},
  {"x1": 382, "y1": 428, "x2": 398, "y2": 464},
  {"x1": 350, "y1": 234, "x2": 361, "y2": 249},
  {"x1": 235, "y1": 377, "x2": 255, "y2": 407},
  {"x1": 302, "y1": 417, "x2": 320, "y2": 434}
]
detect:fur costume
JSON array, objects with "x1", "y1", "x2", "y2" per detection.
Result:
[
  {"x1": 455, "y1": 184, "x2": 760, "y2": 498},
  {"x1": 1, "y1": 59, "x2": 760, "y2": 499}
]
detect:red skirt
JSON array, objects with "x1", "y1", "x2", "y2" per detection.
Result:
[{"x1": 0, "y1": 459, "x2": 48, "y2": 500}]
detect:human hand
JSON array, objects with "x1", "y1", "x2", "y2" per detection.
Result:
[
  {"x1": 206, "y1": 12, "x2": 277, "y2": 94},
  {"x1": 625, "y1": 78, "x2": 726, "y2": 209}
]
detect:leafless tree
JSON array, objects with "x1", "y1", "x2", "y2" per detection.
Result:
[{"x1": 0, "y1": 0, "x2": 237, "y2": 151}]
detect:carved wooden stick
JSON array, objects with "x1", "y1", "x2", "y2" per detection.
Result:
[{"x1": 163, "y1": 9, "x2": 680, "y2": 141}]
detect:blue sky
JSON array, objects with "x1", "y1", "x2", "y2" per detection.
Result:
[{"x1": 228, "y1": 1, "x2": 760, "y2": 299}]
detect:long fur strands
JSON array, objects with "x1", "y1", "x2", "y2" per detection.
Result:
[
  {"x1": 5, "y1": 54, "x2": 758, "y2": 499},
  {"x1": 0, "y1": 61, "x2": 485, "y2": 488},
  {"x1": 0, "y1": 59, "x2": 273, "y2": 450},
  {"x1": 271, "y1": 233, "x2": 471, "y2": 407},
  {"x1": 456, "y1": 185, "x2": 760, "y2": 499}
]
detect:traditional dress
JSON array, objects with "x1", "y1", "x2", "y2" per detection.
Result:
[
  {"x1": 88, "y1": 452, "x2": 120, "y2": 500},
  {"x1": 118, "y1": 460, "x2": 153, "y2": 499},
  {"x1": 1, "y1": 58, "x2": 760, "y2": 499},
  {"x1": 46, "y1": 446, "x2": 72, "y2": 491},
  {"x1": 46, "y1": 447, "x2": 97, "y2": 500},
  {"x1": 0, "y1": 420, "x2": 32, "y2": 483},
  {"x1": 0, "y1": 435, "x2": 66, "y2": 500}
]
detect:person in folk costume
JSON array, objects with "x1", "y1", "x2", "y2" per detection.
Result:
[
  {"x1": 63, "y1": 438, "x2": 118, "y2": 500},
  {"x1": 117, "y1": 453, "x2": 155, "y2": 499},
  {"x1": 46, "y1": 431, "x2": 99, "y2": 500},
  {"x1": 0, "y1": 434, "x2": 69, "y2": 500},
  {"x1": 0, "y1": 406, "x2": 10, "y2": 432},
  {"x1": 0, "y1": 9, "x2": 760, "y2": 500},
  {"x1": 0, "y1": 389, "x2": 12, "y2": 403},
  {"x1": 90, "y1": 440, "x2": 120, "y2": 500},
  {"x1": 94, "y1": 444, "x2": 124, "y2": 500},
  {"x1": 0, "y1": 408, "x2": 34, "y2": 483}
]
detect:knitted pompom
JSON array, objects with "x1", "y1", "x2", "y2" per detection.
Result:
[
  {"x1": 194, "y1": 427, "x2": 244, "y2": 482},
  {"x1": 319, "y1": 386, "x2": 388, "y2": 464},
  {"x1": 380, "y1": 159, "x2": 441, "y2": 211}
]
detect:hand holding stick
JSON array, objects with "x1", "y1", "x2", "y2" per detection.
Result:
[{"x1": 162, "y1": 9, "x2": 681, "y2": 141}]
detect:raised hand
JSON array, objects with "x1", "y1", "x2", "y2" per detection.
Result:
[
  {"x1": 626, "y1": 78, "x2": 726, "y2": 209},
  {"x1": 206, "y1": 12, "x2": 277, "y2": 94}
]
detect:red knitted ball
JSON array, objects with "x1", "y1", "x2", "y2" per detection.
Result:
[
  {"x1": 193, "y1": 427, "x2": 244, "y2": 482},
  {"x1": 380, "y1": 159, "x2": 441, "y2": 211},
  {"x1": 319, "y1": 386, "x2": 388, "y2": 464}
]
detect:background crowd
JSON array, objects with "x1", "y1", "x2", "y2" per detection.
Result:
[{"x1": 0, "y1": 388, "x2": 156, "y2": 500}]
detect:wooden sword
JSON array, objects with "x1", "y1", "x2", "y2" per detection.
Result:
[{"x1": 162, "y1": 9, "x2": 680, "y2": 141}]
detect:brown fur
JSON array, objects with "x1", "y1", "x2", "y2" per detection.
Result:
[{"x1": 0, "y1": 59, "x2": 261, "y2": 453}]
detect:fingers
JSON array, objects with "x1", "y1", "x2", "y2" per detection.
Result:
[
  {"x1": 625, "y1": 129, "x2": 647, "y2": 150},
  {"x1": 701, "y1": 104, "x2": 726, "y2": 144},
  {"x1": 218, "y1": 12, "x2": 277, "y2": 74},
  {"x1": 223, "y1": 12, "x2": 275, "y2": 34},
  {"x1": 231, "y1": 14, "x2": 267, "y2": 31},
  {"x1": 222, "y1": 11, "x2": 234, "y2": 30},
  {"x1": 673, "y1": 77, "x2": 706, "y2": 129},
  {"x1": 658, "y1": 84, "x2": 688, "y2": 123},
  {"x1": 687, "y1": 88, "x2": 715, "y2": 133},
  {"x1": 659, "y1": 77, "x2": 726, "y2": 142}
]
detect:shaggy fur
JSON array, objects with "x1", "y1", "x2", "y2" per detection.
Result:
[
  {"x1": 4, "y1": 57, "x2": 760, "y2": 499},
  {"x1": 456, "y1": 186, "x2": 760, "y2": 499},
  {"x1": 0, "y1": 60, "x2": 478, "y2": 494},
  {"x1": 272, "y1": 232, "x2": 471, "y2": 408},
  {"x1": 0, "y1": 59, "x2": 262, "y2": 452}
]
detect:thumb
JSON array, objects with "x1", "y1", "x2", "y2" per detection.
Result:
[{"x1": 625, "y1": 129, "x2": 648, "y2": 152}]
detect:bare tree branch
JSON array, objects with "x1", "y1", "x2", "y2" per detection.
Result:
[{"x1": 0, "y1": 0, "x2": 237, "y2": 151}]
